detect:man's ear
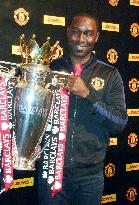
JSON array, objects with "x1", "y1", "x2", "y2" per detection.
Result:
[{"x1": 95, "y1": 32, "x2": 99, "y2": 43}]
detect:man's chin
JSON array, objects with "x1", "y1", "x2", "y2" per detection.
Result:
[
  {"x1": 74, "y1": 53, "x2": 87, "y2": 58},
  {"x1": 72, "y1": 50, "x2": 86, "y2": 57}
]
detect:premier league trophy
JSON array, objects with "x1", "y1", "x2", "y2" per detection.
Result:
[{"x1": 0, "y1": 34, "x2": 68, "y2": 171}]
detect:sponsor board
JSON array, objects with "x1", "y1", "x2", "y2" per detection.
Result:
[
  {"x1": 12, "y1": 45, "x2": 21, "y2": 55},
  {"x1": 109, "y1": 138, "x2": 118, "y2": 146},
  {"x1": 128, "y1": 54, "x2": 139, "y2": 61},
  {"x1": 101, "y1": 194, "x2": 116, "y2": 203},
  {"x1": 130, "y1": 0, "x2": 139, "y2": 6},
  {"x1": 43, "y1": 15, "x2": 65, "y2": 26},
  {"x1": 127, "y1": 109, "x2": 139, "y2": 116},
  {"x1": 126, "y1": 162, "x2": 139, "y2": 171},
  {"x1": 10, "y1": 177, "x2": 34, "y2": 189},
  {"x1": 102, "y1": 22, "x2": 119, "y2": 32}
]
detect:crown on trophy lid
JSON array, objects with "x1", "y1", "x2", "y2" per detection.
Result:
[{"x1": 20, "y1": 34, "x2": 63, "y2": 65}]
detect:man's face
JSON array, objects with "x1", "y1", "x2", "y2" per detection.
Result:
[{"x1": 67, "y1": 16, "x2": 99, "y2": 59}]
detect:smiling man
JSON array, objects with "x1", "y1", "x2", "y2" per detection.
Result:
[
  {"x1": 38, "y1": 12, "x2": 128, "y2": 205},
  {"x1": 67, "y1": 14, "x2": 99, "y2": 64}
]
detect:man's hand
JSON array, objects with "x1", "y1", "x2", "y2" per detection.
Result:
[{"x1": 66, "y1": 75, "x2": 90, "y2": 98}]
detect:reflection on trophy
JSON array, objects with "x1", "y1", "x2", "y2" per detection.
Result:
[{"x1": 0, "y1": 34, "x2": 69, "y2": 170}]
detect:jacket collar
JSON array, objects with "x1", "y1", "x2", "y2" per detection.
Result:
[{"x1": 63, "y1": 53, "x2": 97, "y2": 71}]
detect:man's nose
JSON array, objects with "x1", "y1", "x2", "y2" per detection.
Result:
[{"x1": 79, "y1": 32, "x2": 86, "y2": 42}]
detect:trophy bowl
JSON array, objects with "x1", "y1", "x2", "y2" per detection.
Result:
[
  {"x1": 12, "y1": 63, "x2": 69, "y2": 170},
  {"x1": 13, "y1": 63, "x2": 52, "y2": 170}
]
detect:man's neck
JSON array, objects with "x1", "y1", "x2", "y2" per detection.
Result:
[{"x1": 70, "y1": 53, "x2": 91, "y2": 65}]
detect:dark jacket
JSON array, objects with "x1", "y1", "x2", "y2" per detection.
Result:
[{"x1": 50, "y1": 54, "x2": 128, "y2": 177}]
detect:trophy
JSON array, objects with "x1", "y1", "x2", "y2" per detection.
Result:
[{"x1": 0, "y1": 34, "x2": 68, "y2": 170}]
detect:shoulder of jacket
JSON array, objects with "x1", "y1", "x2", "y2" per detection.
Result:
[
  {"x1": 96, "y1": 60, "x2": 122, "y2": 82},
  {"x1": 96, "y1": 60, "x2": 116, "y2": 70},
  {"x1": 96, "y1": 60, "x2": 121, "y2": 75}
]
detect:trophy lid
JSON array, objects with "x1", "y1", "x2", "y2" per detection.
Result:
[{"x1": 20, "y1": 34, "x2": 63, "y2": 65}]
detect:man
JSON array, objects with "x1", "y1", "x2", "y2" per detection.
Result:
[{"x1": 38, "y1": 12, "x2": 128, "y2": 205}]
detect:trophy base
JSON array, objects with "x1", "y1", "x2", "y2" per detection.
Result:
[{"x1": 13, "y1": 157, "x2": 36, "y2": 171}]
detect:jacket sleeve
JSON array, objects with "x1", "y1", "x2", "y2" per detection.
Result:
[{"x1": 86, "y1": 69, "x2": 128, "y2": 135}]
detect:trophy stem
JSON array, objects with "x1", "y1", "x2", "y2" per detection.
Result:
[{"x1": 14, "y1": 157, "x2": 35, "y2": 170}]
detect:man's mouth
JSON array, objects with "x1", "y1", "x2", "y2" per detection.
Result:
[{"x1": 75, "y1": 45, "x2": 87, "y2": 50}]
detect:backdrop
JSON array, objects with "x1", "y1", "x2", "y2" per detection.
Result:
[{"x1": 0, "y1": 0, "x2": 139, "y2": 204}]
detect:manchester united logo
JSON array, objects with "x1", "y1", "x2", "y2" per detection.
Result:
[
  {"x1": 130, "y1": 23, "x2": 139, "y2": 38},
  {"x1": 126, "y1": 187, "x2": 137, "y2": 201},
  {"x1": 128, "y1": 133, "x2": 138, "y2": 148},
  {"x1": 107, "y1": 49, "x2": 118, "y2": 64},
  {"x1": 104, "y1": 163, "x2": 115, "y2": 177},
  {"x1": 14, "y1": 8, "x2": 29, "y2": 26},
  {"x1": 129, "y1": 78, "x2": 139, "y2": 92},
  {"x1": 91, "y1": 77, "x2": 104, "y2": 91},
  {"x1": 109, "y1": 0, "x2": 119, "y2": 6}
]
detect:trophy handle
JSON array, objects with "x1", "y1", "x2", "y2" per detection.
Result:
[{"x1": 0, "y1": 61, "x2": 22, "y2": 80}]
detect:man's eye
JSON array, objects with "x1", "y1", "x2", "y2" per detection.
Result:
[
  {"x1": 85, "y1": 32, "x2": 92, "y2": 37},
  {"x1": 70, "y1": 30, "x2": 80, "y2": 35}
]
